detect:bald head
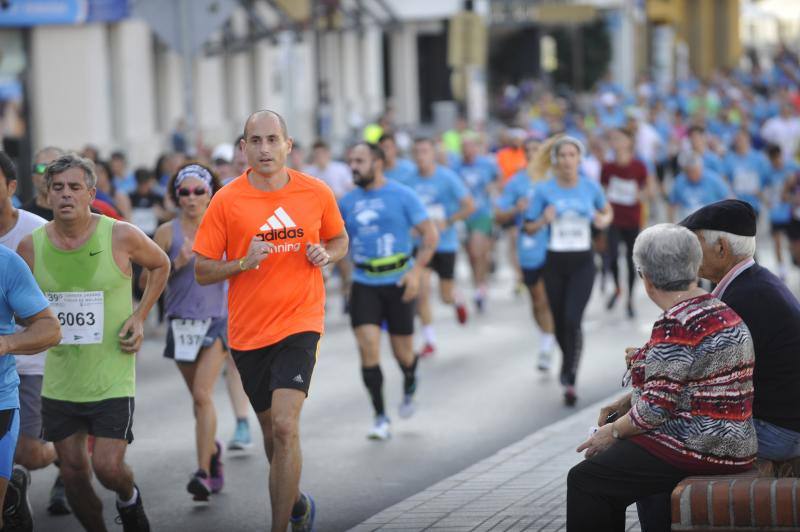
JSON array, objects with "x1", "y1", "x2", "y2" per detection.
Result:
[
  {"x1": 241, "y1": 110, "x2": 293, "y2": 179},
  {"x1": 243, "y1": 110, "x2": 288, "y2": 140}
]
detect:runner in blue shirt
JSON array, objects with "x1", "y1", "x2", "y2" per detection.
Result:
[
  {"x1": 495, "y1": 139, "x2": 556, "y2": 372},
  {"x1": 406, "y1": 138, "x2": 474, "y2": 358},
  {"x1": 686, "y1": 125, "x2": 725, "y2": 175},
  {"x1": 668, "y1": 154, "x2": 732, "y2": 222},
  {"x1": 722, "y1": 130, "x2": 770, "y2": 214},
  {"x1": 766, "y1": 144, "x2": 800, "y2": 279},
  {"x1": 0, "y1": 245, "x2": 60, "y2": 530},
  {"x1": 452, "y1": 133, "x2": 498, "y2": 312},
  {"x1": 524, "y1": 135, "x2": 612, "y2": 406},
  {"x1": 339, "y1": 142, "x2": 438, "y2": 440},
  {"x1": 378, "y1": 134, "x2": 416, "y2": 186}
]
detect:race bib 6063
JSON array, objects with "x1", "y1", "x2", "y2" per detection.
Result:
[{"x1": 47, "y1": 291, "x2": 104, "y2": 345}]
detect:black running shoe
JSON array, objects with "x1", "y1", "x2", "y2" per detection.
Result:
[
  {"x1": 186, "y1": 470, "x2": 211, "y2": 502},
  {"x1": 115, "y1": 485, "x2": 150, "y2": 532},
  {"x1": 3, "y1": 466, "x2": 33, "y2": 531},
  {"x1": 47, "y1": 475, "x2": 71, "y2": 516}
]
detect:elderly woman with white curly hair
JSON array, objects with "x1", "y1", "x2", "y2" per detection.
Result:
[{"x1": 566, "y1": 223, "x2": 757, "y2": 532}]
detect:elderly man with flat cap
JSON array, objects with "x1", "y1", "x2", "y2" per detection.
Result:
[{"x1": 679, "y1": 199, "x2": 800, "y2": 463}]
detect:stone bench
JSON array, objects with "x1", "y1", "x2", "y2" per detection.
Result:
[{"x1": 671, "y1": 461, "x2": 800, "y2": 530}]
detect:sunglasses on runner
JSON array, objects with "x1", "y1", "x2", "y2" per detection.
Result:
[
  {"x1": 177, "y1": 186, "x2": 209, "y2": 197},
  {"x1": 32, "y1": 163, "x2": 48, "y2": 174}
]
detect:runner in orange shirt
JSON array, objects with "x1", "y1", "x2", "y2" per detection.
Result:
[
  {"x1": 496, "y1": 128, "x2": 528, "y2": 183},
  {"x1": 193, "y1": 110, "x2": 348, "y2": 532}
]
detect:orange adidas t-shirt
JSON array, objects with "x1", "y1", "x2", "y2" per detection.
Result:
[{"x1": 193, "y1": 168, "x2": 345, "y2": 350}]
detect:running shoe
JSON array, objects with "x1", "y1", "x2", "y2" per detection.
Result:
[
  {"x1": 290, "y1": 492, "x2": 316, "y2": 532},
  {"x1": 228, "y1": 419, "x2": 253, "y2": 451},
  {"x1": 4, "y1": 466, "x2": 33, "y2": 531},
  {"x1": 115, "y1": 485, "x2": 150, "y2": 532},
  {"x1": 418, "y1": 343, "x2": 436, "y2": 359},
  {"x1": 186, "y1": 470, "x2": 212, "y2": 502},
  {"x1": 367, "y1": 415, "x2": 391, "y2": 440},
  {"x1": 474, "y1": 295, "x2": 485, "y2": 314},
  {"x1": 47, "y1": 474, "x2": 71, "y2": 515},
  {"x1": 209, "y1": 440, "x2": 224, "y2": 493},
  {"x1": 398, "y1": 393, "x2": 415, "y2": 419},
  {"x1": 455, "y1": 302, "x2": 468, "y2": 324},
  {"x1": 626, "y1": 301, "x2": 635, "y2": 319},
  {"x1": 564, "y1": 386, "x2": 577, "y2": 407},
  {"x1": 537, "y1": 350, "x2": 552, "y2": 372}
]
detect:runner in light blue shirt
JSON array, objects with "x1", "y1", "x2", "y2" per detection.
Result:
[
  {"x1": 495, "y1": 137, "x2": 556, "y2": 369},
  {"x1": 340, "y1": 142, "x2": 438, "y2": 441},
  {"x1": 378, "y1": 134, "x2": 416, "y2": 186},
  {"x1": 451, "y1": 134, "x2": 499, "y2": 312},
  {"x1": 668, "y1": 154, "x2": 731, "y2": 222},
  {"x1": 766, "y1": 144, "x2": 800, "y2": 279},
  {"x1": 407, "y1": 138, "x2": 475, "y2": 358},
  {"x1": 722, "y1": 130, "x2": 770, "y2": 214}
]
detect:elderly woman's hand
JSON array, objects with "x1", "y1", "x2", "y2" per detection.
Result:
[{"x1": 577, "y1": 424, "x2": 617, "y2": 458}]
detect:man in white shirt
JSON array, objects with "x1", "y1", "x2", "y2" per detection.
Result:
[
  {"x1": 762, "y1": 103, "x2": 800, "y2": 163},
  {"x1": 304, "y1": 140, "x2": 354, "y2": 199},
  {"x1": 0, "y1": 151, "x2": 69, "y2": 526}
]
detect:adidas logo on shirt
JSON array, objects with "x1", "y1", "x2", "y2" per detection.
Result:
[{"x1": 257, "y1": 207, "x2": 305, "y2": 242}]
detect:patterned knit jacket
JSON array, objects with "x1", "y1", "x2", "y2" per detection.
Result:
[{"x1": 628, "y1": 293, "x2": 757, "y2": 473}]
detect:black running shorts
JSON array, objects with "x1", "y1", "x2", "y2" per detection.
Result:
[
  {"x1": 350, "y1": 282, "x2": 415, "y2": 335},
  {"x1": 41, "y1": 397, "x2": 135, "y2": 443},
  {"x1": 522, "y1": 267, "x2": 544, "y2": 287},
  {"x1": 428, "y1": 251, "x2": 456, "y2": 280},
  {"x1": 231, "y1": 332, "x2": 320, "y2": 413}
]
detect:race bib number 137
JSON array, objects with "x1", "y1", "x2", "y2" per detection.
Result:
[{"x1": 47, "y1": 291, "x2": 104, "y2": 345}]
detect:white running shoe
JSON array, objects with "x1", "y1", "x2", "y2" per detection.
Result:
[
  {"x1": 537, "y1": 350, "x2": 552, "y2": 372},
  {"x1": 398, "y1": 394, "x2": 416, "y2": 419},
  {"x1": 367, "y1": 416, "x2": 391, "y2": 440}
]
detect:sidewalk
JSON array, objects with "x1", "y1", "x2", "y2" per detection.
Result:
[{"x1": 349, "y1": 394, "x2": 641, "y2": 532}]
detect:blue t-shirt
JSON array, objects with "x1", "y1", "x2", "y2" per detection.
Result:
[
  {"x1": 384, "y1": 158, "x2": 416, "y2": 187},
  {"x1": 768, "y1": 161, "x2": 800, "y2": 223},
  {"x1": 525, "y1": 177, "x2": 606, "y2": 253},
  {"x1": 339, "y1": 181, "x2": 429, "y2": 286},
  {"x1": 453, "y1": 156, "x2": 498, "y2": 220},
  {"x1": 701, "y1": 151, "x2": 725, "y2": 176},
  {"x1": 406, "y1": 166, "x2": 470, "y2": 252},
  {"x1": 497, "y1": 171, "x2": 548, "y2": 269},
  {"x1": 722, "y1": 150, "x2": 770, "y2": 213},
  {"x1": 669, "y1": 171, "x2": 731, "y2": 218},
  {"x1": 0, "y1": 247, "x2": 49, "y2": 410}
]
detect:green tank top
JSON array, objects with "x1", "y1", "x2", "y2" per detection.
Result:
[{"x1": 33, "y1": 216, "x2": 135, "y2": 402}]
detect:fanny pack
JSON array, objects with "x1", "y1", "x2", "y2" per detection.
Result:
[{"x1": 356, "y1": 253, "x2": 410, "y2": 275}]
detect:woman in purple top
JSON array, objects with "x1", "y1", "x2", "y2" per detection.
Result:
[{"x1": 152, "y1": 163, "x2": 227, "y2": 501}]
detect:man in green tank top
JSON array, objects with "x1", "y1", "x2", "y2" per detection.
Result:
[{"x1": 17, "y1": 154, "x2": 170, "y2": 532}]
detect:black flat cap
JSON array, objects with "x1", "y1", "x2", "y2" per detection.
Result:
[{"x1": 678, "y1": 199, "x2": 757, "y2": 236}]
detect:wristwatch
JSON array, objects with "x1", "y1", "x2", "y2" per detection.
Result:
[
  {"x1": 611, "y1": 421, "x2": 622, "y2": 440},
  {"x1": 238, "y1": 257, "x2": 248, "y2": 271}
]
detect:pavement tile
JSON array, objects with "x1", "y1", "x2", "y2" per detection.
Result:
[{"x1": 352, "y1": 393, "x2": 634, "y2": 532}]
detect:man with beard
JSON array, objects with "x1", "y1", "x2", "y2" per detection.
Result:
[{"x1": 338, "y1": 142, "x2": 438, "y2": 440}]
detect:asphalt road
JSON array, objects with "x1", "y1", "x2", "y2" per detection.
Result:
[{"x1": 25, "y1": 245, "x2": 678, "y2": 532}]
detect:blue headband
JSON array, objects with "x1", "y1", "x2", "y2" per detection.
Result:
[{"x1": 174, "y1": 164, "x2": 213, "y2": 190}]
